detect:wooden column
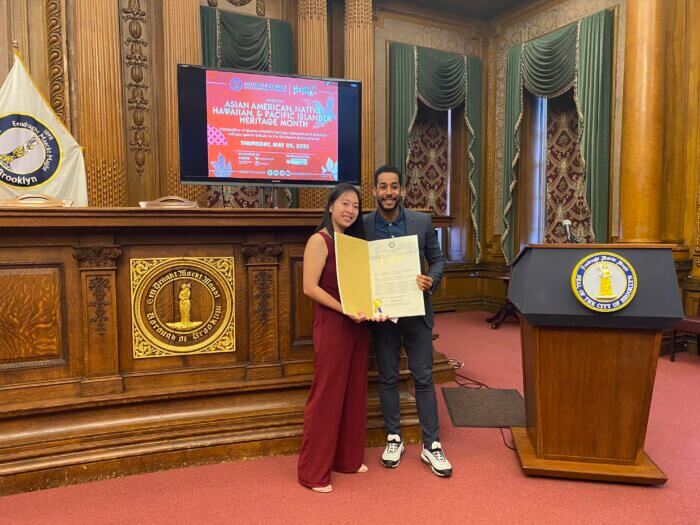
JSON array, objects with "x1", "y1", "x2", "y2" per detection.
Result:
[
  {"x1": 618, "y1": 0, "x2": 666, "y2": 243},
  {"x1": 686, "y1": 0, "x2": 700, "y2": 274},
  {"x1": 344, "y1": 0, "x2": 374, "y2": 206},
  {"x1": 70, "y1": 0, "x2": 128, "y2": 207},
  {"x1": 297, "y1": 0, "x2": 330, "y2": 209},
  {"x1": 279, "y1": 0, "x2": 298, "y2": 65},
  {"x1": 682, "y1": 0, "x2": 700, "y2": 315},
  {"x1": 155, "y1": 0, "x2": 206, "y2": 204}
]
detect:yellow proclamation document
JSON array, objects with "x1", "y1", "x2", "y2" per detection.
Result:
[{"x1": 335, "y1": 232, "x2": 425, "y2": 318}]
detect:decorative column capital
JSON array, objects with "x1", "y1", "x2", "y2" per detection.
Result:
[
  {"x1": 242, "y1": 243, "x2": 283, "y2": 265},
  {"x1": 73, "y1": 246, "x2": 122, "y2": 270},
  {"x1": 298, "y1": 0, "x2": 327, "y2": 20},
  {"x1": 344, "y1": 0, "x2": 372, "y2": 28}
]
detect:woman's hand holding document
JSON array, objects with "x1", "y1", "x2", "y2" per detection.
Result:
[{"x1": 335, "y1": 232, "x2": 426, "y2": 320}]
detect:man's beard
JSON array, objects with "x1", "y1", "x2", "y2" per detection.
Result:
[{"x1": 376, "y1": 195, "x2": 401, "y2": 212}]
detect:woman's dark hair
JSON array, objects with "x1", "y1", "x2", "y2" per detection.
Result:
[{"x1": 315, "y1": 183, "x2": 365, "y2": 239}]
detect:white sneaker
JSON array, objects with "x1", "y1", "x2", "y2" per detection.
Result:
[
  {"x1": 421, "y1": 441, "x2": 452, "y2": 477},
  {"x1": 381, "y1": 434, "x2": 404, "y2": 468}
]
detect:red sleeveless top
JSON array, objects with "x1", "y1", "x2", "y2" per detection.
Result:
[{"x1": 317, "y1": 230, "x2": 340, "y2": 302}]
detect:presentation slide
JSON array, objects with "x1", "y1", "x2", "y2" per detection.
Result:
[{"x1": 205, "y1": 70, "x2": 339, "y2": 182}]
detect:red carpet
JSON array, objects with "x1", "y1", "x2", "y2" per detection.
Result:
[{"x1": 1, "y1": 311, "x2": 698, "y2": 524}]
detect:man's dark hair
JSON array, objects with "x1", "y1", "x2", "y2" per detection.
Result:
[{"x1": 373, "y1": 165, "x2": 402, "y2": 187}]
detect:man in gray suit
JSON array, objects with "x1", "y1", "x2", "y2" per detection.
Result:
[{"x1": 363, "y1": 165, "x2": 452, "y2": 478}]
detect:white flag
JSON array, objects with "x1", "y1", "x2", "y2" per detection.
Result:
[{"x1": 0, "y1": 54, "x2": 87, "y2": 206}]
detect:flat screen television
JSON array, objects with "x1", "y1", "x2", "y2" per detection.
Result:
[{"x1": 177, "y1": 65, "x2": 362, "y2": 187}]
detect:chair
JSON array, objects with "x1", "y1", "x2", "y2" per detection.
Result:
[
  {"x1": 0, "y1": 193, "x2": 73, "y2": 207},
  {"x1": 670, "y1": 315, "x2": 700, "y2": 361},
  {"x1": 139, "y1": 195, "x2": 199, "y2": 208}
]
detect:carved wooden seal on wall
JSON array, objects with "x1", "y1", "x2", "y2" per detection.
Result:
[{"x1": 130, "y1": 257, "x2": 235, "y2": 358}]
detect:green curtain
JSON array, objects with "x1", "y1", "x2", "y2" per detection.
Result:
[
  {"x1": 522, "y1": 25, "x2": 577, "y2": 98},
  {"x1": 269, "y1": 19, "x2": 293, "y2": 74},
  {"x1": 501, "y1": 9, "x2": 614, "y2": 261},
  {"x1": 219, "y1": 11, "x2": 269, "y2": 71},
  {"x1": 389, "y1": 43, "x2": 416, "y2": 181},
  {"x1": 200, "y1": 6, "x2": 218, "y2": 67},
  {"x1": 417, "y1": 48, "x2": 466, "y2": 110},
  {"x1": 466, "y1": 56, "x2": 482, "y2": 262},
  {"x1": 199, "y1": 7, "x2": 293, "y2": 73},
  {"x1": 578, "y1": 9, "x2": 613, "y2": 242},
  {"x1": 389, "y1": 43, "x2": 483, "y2": 261},
  {"x1": 501, "y1": 45, "x2": 523, "y2": 263}
]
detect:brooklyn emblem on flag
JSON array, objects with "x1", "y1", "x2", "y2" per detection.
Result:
[{"x1": 0, "y1": 53, "x2": 87, "y2": 206}]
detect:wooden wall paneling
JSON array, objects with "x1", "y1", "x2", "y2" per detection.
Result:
[
  {"x1": 275, "y1": 242, "x2": 295, "y2": 365},
  {"x1": 482, "y1": 24, "x2": 503, "y2": 262},
  {"x1": 119, "y1": 0, "x2": 161, "y2": 204},
  {"x1": 482, "y1": 271, "x2": 508, "y2": 299},
  {"x1": 70, "y1": 0, "x2": 128, "y2": 207},
  {"x1": 73, "y1": 245, "x2": 124, "y2": 396},
  {"x1": 278, "y1": 241, "x2": 314, "y2": 373},
  {"x1": 46, "y1": 0, "x2": 71, "y2": 128},
  {"x1": 662, "y1": 0, "x2": 686, "y2": 248},
  {"x1": 26, "y1": 1, "x2": 50, "y2": 99},
  {"x1": 0, "y1": 244, "x2": 82, "y2": 403},
  {"x1": 243, "y1": 242, "x2": 283, "y2": 379},
  {"x1": 8, "y1": 1, "x2": 30, "y2": 81},
  {"x1": 448, "y1": 106, "x2": 469, "y2": 262},
  {"x1": 430, "y1": 264, "x2": 511, "y2": 314},
  {"x1": 283, "y1": 246, "x2": 315, "y2": 375},
  {"x1": 155, "y1": 0, "x2": 206, "y2": 204},
  {"x1": 515, "y1": 91, "x2": 546, "y2": 252},
  {"x1": 7, "y1": 0, "x2": 50, "y2": 105},
  {"x1": 0, "y1": 1, "x2": 12, "y2": 78},
  {"x1": 0, "y1": 264, "x2": 65, "y2": 369},
  {"x1": 1, "y1": 1, "x2": 70, "y2": 126}
]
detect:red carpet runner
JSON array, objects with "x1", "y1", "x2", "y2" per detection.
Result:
[{"x1": 1, "y1": 311, "x2": 698, "y2": 523}]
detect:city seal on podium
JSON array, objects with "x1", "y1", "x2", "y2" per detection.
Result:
[
  {"x1": 130, "y1": 257, "x2": 235, "y2": 358},
  {"x1": 571, "y1": 252, "x2": 637, "y2": 313}
]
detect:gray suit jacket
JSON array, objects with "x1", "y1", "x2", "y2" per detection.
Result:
[{"x1": 363, "y1": 208, "x2": 445, "y2": 329}]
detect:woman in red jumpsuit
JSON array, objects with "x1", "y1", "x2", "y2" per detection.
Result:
[{"x1": 298, "y1": 183, "x2": 377, "y2": 493}]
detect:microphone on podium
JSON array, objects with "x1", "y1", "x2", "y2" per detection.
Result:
[{"x1": 562, "y1": 219, "x2": 576, "y2": 244}]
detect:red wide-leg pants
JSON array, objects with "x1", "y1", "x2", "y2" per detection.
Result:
[{"x1": 297, "y1": 310, "x2": 368, "y2": 488}]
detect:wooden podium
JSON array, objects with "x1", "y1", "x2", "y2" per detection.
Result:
[{"x1": 508, "y1": 245, "x2": 683, "y2": 485}]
